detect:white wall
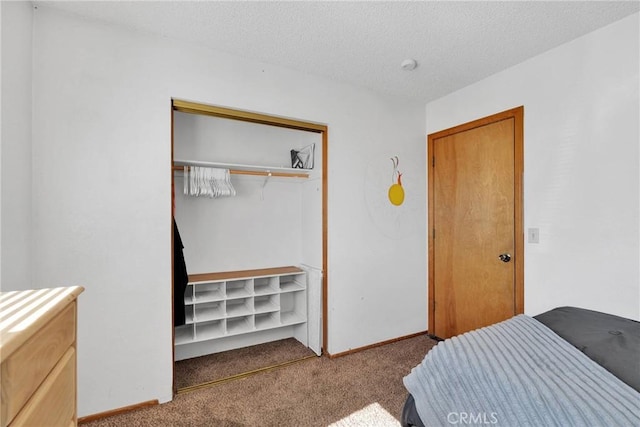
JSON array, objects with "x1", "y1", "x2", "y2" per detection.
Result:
[
  {"x1": 10, "y1": 1, "x2": 636, "y2": 419},
  {"x1": 426, "y1": 13, "x2": 640, "y2": 320},
  {"x1": 0, "y1": 1, "x2": 33, "y2": 290},
  {"x1": 173, "y1": 113, "x2": 321, "y2": 273},
  {"x1": 29, "y1": 6, "x2": 426, "y2": 416}
]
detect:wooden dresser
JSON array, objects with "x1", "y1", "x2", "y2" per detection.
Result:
[{"x1": 1, "y1": 286, "x2": 84, "y2": 427}]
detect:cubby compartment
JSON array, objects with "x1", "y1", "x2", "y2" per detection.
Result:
[
  {"x1": 255, "y1": 312, "x2": 280, "y2": 330},
  {"x1": 280, "y1": 290, "x2": 306, "y2": 325},
  {"x1": 194, "y1": 300, "x2": 225, "y2": 322},
  {"x1": 175, "y1": 324, "x2": 195, "y2": 345},
  {"x1": 183, "y1": 283, "x2": 195, "y2": 304},
  {"x1": 254, "y1": 294, "x2": 279, "y2": 314},
  {"x1": 226, "y1": 297, "x2": 253, "y2": 318},
  {"x1": 193, "y1": 282, "x2": 224, "y2": 303},
  {"x1": 280, "y1": 274, "x2": 306, "y2": 292},
  {"x1": 195, "y1": 319, "x2": 224, "y2": 341},
  {"x1": 226, "y1": 279, "x2": 253, "y2": 299},
  {"x1": 184, "y1": 305, "x2": 195, "y2": 324},
  {"x1": 226, "y1": 316, "x2": 253, "y2": 336},
  {"x1": 254, "y1": 276, "x2": 279, "y2": 295}
]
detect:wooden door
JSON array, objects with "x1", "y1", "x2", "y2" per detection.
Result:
[{"x1": 428, "y1": 107, "x2": 523, "y2": 339}]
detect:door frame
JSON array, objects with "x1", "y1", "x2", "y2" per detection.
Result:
[
  {"x1": 170, "y1": 99, "x2": 329, "y2": 393},
  {"x1": 427, "y1": 106, "x2": 524, "y2": 334}
]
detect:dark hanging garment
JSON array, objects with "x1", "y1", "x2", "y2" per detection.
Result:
[{"x1": 173, "y1": 218, "x2": 188, "y2": 327}]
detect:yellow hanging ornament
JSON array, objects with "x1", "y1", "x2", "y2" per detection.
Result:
[{"x1": 388, "y1": 156, "x2": 405, "y2": 206}]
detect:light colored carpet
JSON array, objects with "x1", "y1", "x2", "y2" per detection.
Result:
[{"x1": 81, "y1": 334, "x2": 436, "y2": 427}]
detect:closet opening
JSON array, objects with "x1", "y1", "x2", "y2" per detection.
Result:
[{"x1": 170, "y1": 99, "x2": 328, "y2": 393}]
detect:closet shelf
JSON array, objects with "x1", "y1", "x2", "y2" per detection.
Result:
[
  {"x1": 173, "y1": 159, "x2": 310, "y2": 178},
  {"x1": 175, "y1": 266, "x2": 308, "y2": 359}
]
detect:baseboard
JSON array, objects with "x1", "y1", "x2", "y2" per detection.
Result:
[
  {"x1": 428, "y1": 333, "x2": 444, "y2": 342},
  {"x1": 327, "y1": 330, "x2": 429, "y2": 358},
  {"x1": 78, "y1": 399, "x2": 159, "y2": 424}
]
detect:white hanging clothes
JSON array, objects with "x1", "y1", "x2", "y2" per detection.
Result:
[{"x1": 184, "y1": 166, "x2": 236, "y2": 198}]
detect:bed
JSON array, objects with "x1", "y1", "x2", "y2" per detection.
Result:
[{"x1": 402, "y1": 306, "x2": 640, "y2": 426}]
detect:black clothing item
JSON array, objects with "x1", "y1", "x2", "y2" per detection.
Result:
[{"x1": 173, "y1": 219, "x2": 188, "y2": 327}]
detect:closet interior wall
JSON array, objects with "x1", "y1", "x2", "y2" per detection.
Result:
[
  {"x1": 172, "y1": 108, "x2": 323, "y2": 359},
  {"x1": 173, "y1": 112, "x2": 321, "y2": 272}
]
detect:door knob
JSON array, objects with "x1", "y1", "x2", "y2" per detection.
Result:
[{"x1": 498, "y1": 253, "x2": 512, "y2": 263}]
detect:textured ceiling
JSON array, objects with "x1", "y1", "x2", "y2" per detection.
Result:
[{"x1": 37, "y1": 1, "x2": 640, "y2": 102}]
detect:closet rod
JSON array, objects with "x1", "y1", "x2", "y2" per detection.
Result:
[{"x1": 172, "y1": 165, "x2": 309, "y2": 179}]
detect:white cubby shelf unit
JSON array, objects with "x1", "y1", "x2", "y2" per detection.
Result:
[{"x1": 174, "y1": 266, "x2": 308, "y2": 360}]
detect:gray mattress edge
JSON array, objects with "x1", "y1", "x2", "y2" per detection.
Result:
[{"x1": 401, "y1": 306, "x2": 640, "y2": 427}]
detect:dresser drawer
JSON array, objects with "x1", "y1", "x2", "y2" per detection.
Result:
[
  {"x1": 1, "y1": 302, "x2": 76, "y2": 426},
  {"x1": 9, "y1": 347, "x2": 76, "y2": 427}
]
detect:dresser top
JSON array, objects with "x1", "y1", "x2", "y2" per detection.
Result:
[{"x1": 0, "y1": 286, "x2": 84, "y2": 359}]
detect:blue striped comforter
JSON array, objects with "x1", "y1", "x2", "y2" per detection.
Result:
[{"x1": 403, "y1": 315, "x2": 640, "y2": 426}]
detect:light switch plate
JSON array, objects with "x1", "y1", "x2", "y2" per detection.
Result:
[{"x1": 528, "y1": 228, "x2": 540, "y2": 244}]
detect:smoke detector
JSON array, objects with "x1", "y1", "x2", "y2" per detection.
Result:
[{"x1": 401, "y1": 59, "x2": 418, "y2": 71}]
